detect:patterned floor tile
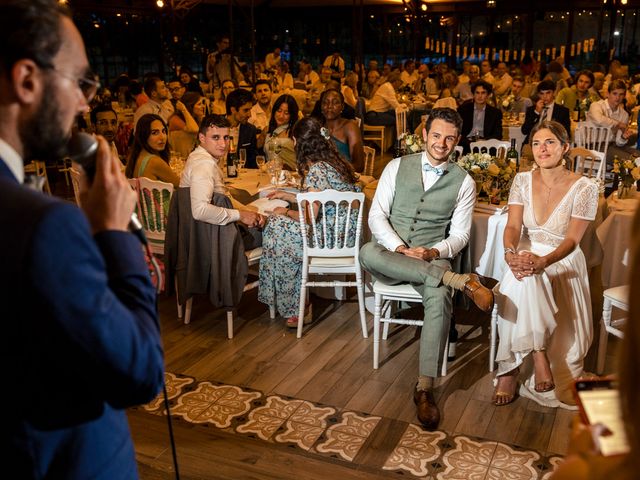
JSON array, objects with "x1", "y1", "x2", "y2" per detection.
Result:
[
  {"x1": 315, "y1": 430, "x2": 368, "y2": 462},
  {"x1": 486, "y1": 467, "x2": 536, "y2": 479},
  {"x1": 398, "y1": 424, "x2": 447, "y2": 455},
  {"x1": 236, "y1": 412, "x2": 286, "y2": 441},
  {"x1": 171, "y1": 383, "x2": 260, "y2": 427},
  {"x1": 274, "y1": 420, "x2": 325, "y2": 450},
  {"x1": 143, "y1": 372, "x2": 195, "y2": 412},
  {"x1": 437, "y1": 455, "x2": 488, "y2": 480},
  {"x1": 383, "y1": 445, "x2": 439, "y2": 477},
  {"x1": 289, "y1": 400, "x2": 336, "y2": 427},
  {"x1": 490, "y1": 443, "x2": 540, "y2": 477},
  {"x1": 446, "y1": 435, "x2": 498, "y2": 466},
  {"x1": 248, "y1": 395, "x2": 303, "y2": 420},
  {"x1": 540, "y1": 456, "x2": 564, "y2": 480},
  {"x1": 330, "y1": 411, "x2": 381, "y2": 437}
]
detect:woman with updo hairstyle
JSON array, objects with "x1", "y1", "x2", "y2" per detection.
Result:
[{"x1": 258, "y1": 116, "x2": 360, "y2": 328}]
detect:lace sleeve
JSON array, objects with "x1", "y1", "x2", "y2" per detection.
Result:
[
  {"x1": 571, "y1": 179, "x2": 599, "y2": 220},
  {"x1": 508, "y1": 172, "x2": 525, "y2": 205}
]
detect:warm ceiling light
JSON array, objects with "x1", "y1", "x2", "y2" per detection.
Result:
[
  {"x1": 421, "y1": 3, "x2": 427, "y2": 11},
  {"x1": 156, "y1": 0, "x2": 164, "y2": 7},
  {"x1": 487, "y1": 0, "x2": 496, "y2": 7}
]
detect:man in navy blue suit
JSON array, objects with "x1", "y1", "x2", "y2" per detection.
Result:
[{"x1": 0, "y1": 1, "x2": 164, "y2": 478}]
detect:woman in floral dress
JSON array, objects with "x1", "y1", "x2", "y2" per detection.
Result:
[{"x1": 258, "y1": 117, "x2": 360, "y2": 328}]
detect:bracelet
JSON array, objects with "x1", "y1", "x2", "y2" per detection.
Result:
[{"x1": 504, "y1": 247, "x2": 516, "y2": 257}]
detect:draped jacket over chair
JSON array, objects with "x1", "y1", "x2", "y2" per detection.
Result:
[{"x1": 165, "y1": 188, "x2": 248, "y2": 308}]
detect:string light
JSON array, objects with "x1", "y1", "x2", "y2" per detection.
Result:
[{"x1": 156, "y1": 0, "x2": 164, "y2": 8}]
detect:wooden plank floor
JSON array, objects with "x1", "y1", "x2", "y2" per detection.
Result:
[{"x1": 129, "y1": 284, "x2": 619, "y2": 478}]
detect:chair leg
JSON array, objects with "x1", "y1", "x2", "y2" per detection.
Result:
[
  {"x1": 382, "y1": 302, "x2": 391, "y2": 340},
  {"x1": 297, "y1": 280, "x2": 308, "y2": 339},
  {"x1": 373, "y1": 293, "x2": 382, "y2": 369},
  {"x1": 597, "y1": 298, "x2": 613, "y2": 375},
  {"x1": 175, "y1": 278, "x2": 183, "y2": 319},
  {"x1": 184, "y1": 297, "x2": 193, "y2": 325},
  {"x1": 226, "y1": 309, "x2": 234, "y2": 339},
  {"x1": 356, "y1": 270, "x2": 368, "y2": 338},
  {"x1": 489, "y1": 303, "x2": 498, "y2": 372},
  {"x1": 269, "y1": 305, "x2": 276, "y2": 319}
]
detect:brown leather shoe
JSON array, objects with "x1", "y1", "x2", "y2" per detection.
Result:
[
  {"x1": 413, "y1": 386, "x2": 440, "y2": 431},
  {"x1": 463, "y1": 273, "x2": 494, "y2": 313}
]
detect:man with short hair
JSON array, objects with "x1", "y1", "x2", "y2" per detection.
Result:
[
  {"x1": 457, "y1": 64, "x2": 480, "y2": 102},
  {"x1": 265, "y1": 47, "x2": 281, "y2": 71},
  {"x1": 179, "y1": 114, "x2": 265, "y2": 230},
  {"x1": 360, "y1": 108, "x2": 493, "y2": 431},
  {"x1": 91, "y1": 105, "x2": 121, "y2": 163},
  {"x1": 587, "y1": 79, "x2": 635, "y2": 158},
  {"x1": 521, "y1": 79, "x2": 571, "y2": 144},
  {"x1": 226, "y1": 88, "x2": 258, "y2": 168},
  {"x1": 206, "y1": 35, "x2": 230, "y2": 84},
  {"x1": 249, "y1": 79, "x2": 273, "y2": 135},
  {"x1": 366, "y1": 70, "x2": 406, "y2": 128},
  {"x1": 323, "y1": 51, "x2": 345, "y2": 80},
  {"x1": 401, "y1": 59, "x2": 419, "y2": 88},
  {"x1": 481, "y1": 59, "x2": 495, "y2": 84},
  {"x1": 413, "y1": 64, "x2": 437, "y2": 97},
  {"x1": 458, "y1": 60, "x2": 471, "y2": 85},
  {"x1": 168, "y1": 77, "x2": 186, "y2": 102},
  {"x1": 458, "y1": 80, "x2": 503, "y2": 152},
  {"x1": 300, "y1": 59, "x2": 320, "y2": 91},
  {"x1": 362, "y1": 69, "x2": 381, "y2": 100},
  {"x1": 493, "y1": 62, "x2": 512, "y2": 97},
  {"x1": 1, "y1": 1, "x2": 164, "y2": 476},
  {"x1": 133, "y1": 76, "x2": 174, "y2": 129},
  {"x1": 506, "y1": 77, "x2": 532, "y2": 114},
  {"x1": 555, "y1": 70, "x2": 599, "y2": 112}
]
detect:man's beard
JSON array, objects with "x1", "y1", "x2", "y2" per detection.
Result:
[{"x1": 20, "y1": 81, "x2": 70, "y2": 165}]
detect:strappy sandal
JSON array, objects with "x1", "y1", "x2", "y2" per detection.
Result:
[
  {"x1": 533, "y1": 350, "x2": 555, "y2": 393},
  {"x1": 493, "y1": 368, "x2": 519, "y2": 406}
]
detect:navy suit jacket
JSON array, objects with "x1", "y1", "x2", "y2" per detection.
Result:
[
  {"x1": 521, "y1": 103, "x2": 571, "y2": 144},
  {"x1": 237, "y1": 122, "x2": 258, "y2": 169},
  {"x1": 458, "y1": 102, "x2": 503, "y2": 152},
  {"x1": 0, "y1": 159, "x2": 164, "y2": 479}
]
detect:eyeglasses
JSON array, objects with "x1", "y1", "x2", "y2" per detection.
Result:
[
  {"x1": 44, "y1": 66, "x2": 100, "y2": 102},
  {"x1": 169, "y1": 85, "x2": 185, "y2": 93}
]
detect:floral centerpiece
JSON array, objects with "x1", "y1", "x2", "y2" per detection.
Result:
[
  {"x1": 501, "y1": 94, "x2": 515, "y2": 111},
  {"x1": 612, "y1": 156, "x2": 640, "y2": 199},
  {"x1": 457, "y1": 152, "x2": 516, "y2": 204},
  {"x1": 400, "y1": 132, "x2": 424, "y2": 154}
]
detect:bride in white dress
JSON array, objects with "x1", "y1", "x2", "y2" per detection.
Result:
[{"x1": 493, "y1": 120, "x2": 599, "y2": 408}]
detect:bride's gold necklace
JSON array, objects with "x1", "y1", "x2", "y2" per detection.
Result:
[{"x1": 539, "y1": 170, "x2": 568, "y2": 206}]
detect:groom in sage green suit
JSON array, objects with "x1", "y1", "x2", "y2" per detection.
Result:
[{"x1": 360, "y1": 107, "x2": 494, "y2": 431}]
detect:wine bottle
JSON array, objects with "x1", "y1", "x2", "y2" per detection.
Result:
[
  {"x1": 506, "y1": 138, "x2": 519, "y2": 171},
  {"x1": 227, "y1": 135, "x2": 238, "y2": 178}
]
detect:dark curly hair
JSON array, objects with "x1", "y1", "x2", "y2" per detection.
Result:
[
  {"x1": 292, "y1": 116, "x2": 357, "y2": 186},
  {"x1": 268, "y1": 94, "x2": 299, "y2": 135},
  {"x1": 125, "y1": 114, "x2": 170, "y2": 178}
]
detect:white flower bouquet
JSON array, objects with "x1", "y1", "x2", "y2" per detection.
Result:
[
  {"x1": 400, "y1": 132, "x2": 424, "y2": 154},
  {"x1": 457, "y1": 152, "x2": 516, "y2": 203}
]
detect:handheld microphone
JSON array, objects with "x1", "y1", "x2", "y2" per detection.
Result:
[{"x1": 67, "y1": 132, "x2": 147, "y2": 245}]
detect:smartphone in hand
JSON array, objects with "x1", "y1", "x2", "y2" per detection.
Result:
[{"x1": 573, "y1": 378, "x2": 630, "y2": 456}]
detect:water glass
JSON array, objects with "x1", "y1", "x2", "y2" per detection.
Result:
[{"x1": 256, "y1": 155, "x2": 266, "y2": 179}]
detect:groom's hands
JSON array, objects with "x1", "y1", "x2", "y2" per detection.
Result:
[{"x1": 395, "y1": 245, "x2": 440, "y2": 262}]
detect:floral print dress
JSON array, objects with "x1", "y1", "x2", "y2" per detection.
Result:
[{"x1": 258, "y1": 161, "x2": 359, "y2": 318}]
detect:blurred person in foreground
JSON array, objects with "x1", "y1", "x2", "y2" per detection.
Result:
[
  {"x1": 0, "y1": 1, "x2": 164, "y2": 477},
  {"x1": 550, "y1": 209, "x2": 640, "y2": 480}
]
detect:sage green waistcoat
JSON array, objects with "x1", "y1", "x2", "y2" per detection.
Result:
[{"x1": 389, "y1": 153, "x2": 467, "y2": 249}]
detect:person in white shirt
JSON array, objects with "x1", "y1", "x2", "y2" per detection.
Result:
[
  {"x1": 359, "y1": 107, "x2": 494, "y2": 431},
  {"x1": 400, "y1": 60, "x2": 419, "y2": 88},
  {"x1": 365, "y1": 70, "x2": 405, "y2": 127},
  {"x1": 264, "y1": 47, "x2": 281, "y2": 71},
  {"x1": 456, "y1": 64, "x2": 480, "y2": 102},
  {"x1": 299, "y1": 59, "x2": 320, "y2": 91},
  {"x1": 249, "y1": 80, "x2": 273, "y2": 148},
  {"x1": 458, "y1": 60, "x2": 471, "y2": 85},
  {"x1": 133, "y1": 76, "x2": 174, "y2": 131},
  {"x1": 180, "y1": 114, "x2": 264, "y2": 230},
  {"x1": 587, "y1": 79, "x2": 634, "y2": 153},
  {"x1": 493, "y1": 62, "x2": 513, "y2": 97},
  {"x1": 323, "y1": 51, "x2": 345, "y2": 81},
  {"x1": 481, "y1": 60, "x2": 495, "y2": 85}
]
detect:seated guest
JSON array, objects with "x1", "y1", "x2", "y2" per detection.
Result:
[
  {"x1": 226, "y1": 88, "x2": 258, "y2": 169},
  {"x1": 310, "y1": 80, "x2": 356, "y2": 120},
  {"x1": 90, "y1": 105, "x2": 121, "y2": 163},
  {"x1": 341, "y1": 71, "x2": 359, "y2": 109},
  {"x1": 555, "y1": 70, "x2": 599, "y2": 112},
  {"x1": 211, "y1": 79, "x2": 237, "y2": 115},
  {"x1": 493, "y1": 120, "x2": 598, "y2": 408},
  {"x1": 133, "y1": 76, "x2": 174, "y2": 130},
  {"x1": 125, "y1": 113, "x2": 180, "y2": 187},
  {"x1": 458, "y1": 80, "x2": 503, "y2": 152},
  {"x1": 265, "y1": 94, "x2": 299, "y2": 170},
  {"x1": 401, "y1": 59, "x2": 419, "y2": 88},
  {"x1": 167, "y1": 91, "x2": 199, "y2": 135},
  {"x1": 169, "y1": 92, "x2": 207, "y2": 157},
  {"x1": 299, "y1": 59, "x2": 320, "y2": 91},
  {"x1": 493, "y1": 62, "x2": 513, "y2": 98},
  {"x1": 506, "y1": 76, "x2": 533, "y2": 115},
  {"x1": 167, "y1": 77, "x2": 185, "y2": 104},
  {"x1": 249, "y1": 79, "x2": 273, "y2": 135},
  {"x1": 365, "y1": 70, "x2": 406, "y2": 128},
  {"x1": 318, "y1": 88, "x2": 365, "y2": 172},
  {"x1": 521, "y1": 80, "x2": 571, "y2": 145},
  {"x1": 272, "y1": 61, "x2": 294, "y2": 93},
  {"x1": 179, "y1": 114, "x2": 265, "y2": 231},
  {"x1": 456, "y1": 64, "x2": 480, "y2": 103},
  {"x1": 414, "y1": 63, "x2": 440, "y2": 98},
  {"x1": 586, "y1": 79, "x2": 635, "y2": 159},
  {"x1": 361, "y1": 69, "x2": 381, "y2": 100},
  {"x1": 258, "y1": 117, "x2": 360, "y2": 327}
]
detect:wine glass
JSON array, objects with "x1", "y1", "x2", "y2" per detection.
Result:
[
  {"x1": 256, "y1": 155, "x2": 266, "y2": 179},
  {"x1": 238, "y1": 148, "x2": 247, "y2": 172}
]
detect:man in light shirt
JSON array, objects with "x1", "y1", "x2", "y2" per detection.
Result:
[
  {"x1": 179, "y1": 114, "x2": 264, "y2": 232},
  {"x1": 493, "y1": 62, "x2": 513, "y2": 97},
  {"x1": 505, "y1": 77, "x2": 532, "y2": 115},
  {"x1": 481, "y1": 59, "x2": 495, "y2": 84},
  {"x1": 249, "y1": 80, "x2": 273, "y2": 140},
  {"x1": 587, "y1": 79, "x2": 636, "y2": 159},
  {"x1": 401, "y1": 60, "x2": 419, "y2": 88},
  {"x1": 365, "y1": 70, "x2": 405, "y2": 128},
  {"x1": 133, "y1": 76, "x2": 174, "y2": 130},
  {"x1": 264, "y1": 47, "x2": 281, "y2": 71},
  {"x1": 360, "y1": 108, "x2": 493, "y2": 431}
]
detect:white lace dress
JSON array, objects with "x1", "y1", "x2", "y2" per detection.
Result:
[{"x1": 495, "y1": 171, "x2": 599, "y2": 408}]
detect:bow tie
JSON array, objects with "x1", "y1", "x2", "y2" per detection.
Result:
[{"x1": 423, "y1": 163, "x2": 445, "y2": 176}]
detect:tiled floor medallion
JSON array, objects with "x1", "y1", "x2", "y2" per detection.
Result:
[
  {"x1": 171, "y1": 382, "x2": 260, "y2": 427},
  {"x1": 273, "y1": 400, "x2": 336, "y2": 451},
  {"x1": 315, "y1": 411, "x2": 381, "y2": 461},
  {"x1": 143, "y1": 372, "x2": 195, "y2": 413},
  {"x1": 383, "y1": 424, "x2": 446, "y2": 476},
  {"x1": 236, "y1": 395, "x2": 303, "y2": 441}
]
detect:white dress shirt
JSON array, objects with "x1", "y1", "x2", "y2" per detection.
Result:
[
  {"x1": 367, "y1": 82, "x2": 402, "y2": 113},
  {"x1": 0, "y1": 138, "x2": 25, "y2": 183},
  {"x1": 586, "y1": 99, "x2": 629, "y2": 146},
  {"x1": 133, "y1": 98, "x2": 174, "y2": 131},
  {"x1": 368, "y1": 151, "x2": 476, "y2": 258},
  {"x1": 249, "y1": 103, "x2": 270, "y2": 132},
  {"x1": 401, "y1": 70, "x2": 419, "y2": 87},
  {"x1": 179, "y1": 146, "x2": 240, "y2": 225}
]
